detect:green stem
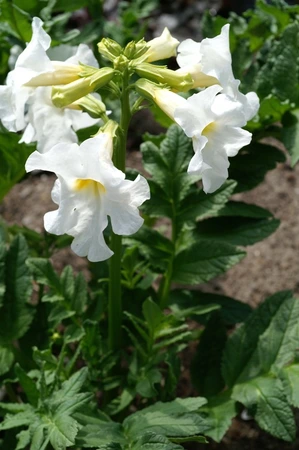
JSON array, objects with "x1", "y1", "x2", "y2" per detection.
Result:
[
  {"x1": 108, "y1": 68, "x2": 131, "y2": 352},
  {"x1": 159, "y1": 202, "x2": 177, "y2": 309}
]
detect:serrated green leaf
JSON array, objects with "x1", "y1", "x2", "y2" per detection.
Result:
[
  {"x1": 140, "y1": 125, "x2": 195, "y2": 209},
  {"x1": 27, "y1": 258, "x2": 61, "y2": 293},
  {"x1": 233, "y1": 376, "x2": 295, "y2": 442},
  {"x1": 172, "y1": 241, "x2": 245, "y2": 285},
  {"x1": 194, "y1": 292, "x2": 252, "y2": 324},
  {"x1": 216, "y1": 201, "x2": 272, "y2": 218},
  {"x1": 229, "y1": 143, "x2": 285, "y2": 192},
  {"x1": 257, "y1": 296, "x2": 299, "y2": 373},
  {"x1": 222, "y1": 291, "x2": 294, "y2": 387},
  {"x1": 0, "y1": 235, "x2": 33, "y2": 343},
  {"x1": 75, "y1": 422, "x2": 126, "y2": 448},
  {"x1": 131, "y1": 432, "x2": 184, "y2": 450},
  {"x1": 124, "y1": 226, "x2": 173, "y2": 271},
  {"x1": 123, "y1": 397, "x2": 208, "y2": 439},
  {"x1": 199, "y1": 391, "x2": 236, "y2": 443},
  {"x1": 48, "y1": 414, "x2": 79, "y2": 450},
  {"x1": 0, "y1": 409, "x2": 35, "y2": 430},
  {"x1": 282, "y1": 109, "x2": 299, "y2": 166},
  {"x1": 176, "y1": 181, "x2": 237, "y2": 228},
  {"x1": 280, "y1": 364, "x2": 299, "y2": 408},
  {"x1": 16, "y1": 429, "x2": 31, "y2": 450},
  {"x1": 195, "y1": 215, "x2": 279, "y2": 246}
]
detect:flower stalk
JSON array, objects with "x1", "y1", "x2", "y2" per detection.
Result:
[{"x1": 108, "y1": 67, "x2": 131, "y2": 352}]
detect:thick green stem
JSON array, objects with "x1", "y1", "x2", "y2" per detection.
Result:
[{"x1": 108, "y1": 68, "x2": 131, "y2": 352}]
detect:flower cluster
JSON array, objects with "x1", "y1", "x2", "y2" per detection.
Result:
[{"x1": 0, "y1": 18, "x2": 259, "y2": 261}]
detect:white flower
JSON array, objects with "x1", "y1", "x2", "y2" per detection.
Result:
[
  {"x1": 20, "y1": 87, "x2": 100, "y2": 153},
  {"x1": 25, "y1": 134, "x2": 150, "y2": 262},
  {"x1": 143, "y1": 28, "x2": 180, "y2": 62},
  {"x1": 173, "y1": 85, "x2": 252, "y2": 193},
  {"x1": 0, "y1": 16, "x2": 99, "y2": 145},
  {"x1": 177, "y1": 24, "x2": 259, "y2": 123}
]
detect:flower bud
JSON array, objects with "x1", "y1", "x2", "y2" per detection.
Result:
[
  {"x1": 134, "y1": 62, "x2": 193, "y2": 91},
  {"x1": 24, "y1": 63, "x2": 82, "y2": 87},
  {"x1": 135, "y1": 78, "x2": 186, "y2": 120},
  {"x1": 97, "y1": 38, "x2": 123, "y2": 62},
  {"x1": 70, "y1": 94, "x2": 107, "y2": 119},
  {"x1": 52, "y1": 67, "x2": 115, "y2": 107},
  {"x1": 123, "y1": 39, "x2": 149, "y2": 60},
  {"x1": 143, "y1": 28, "x2": 179, "y2": 62}
]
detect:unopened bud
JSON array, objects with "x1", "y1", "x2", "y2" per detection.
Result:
[
  {"x1": 134, "y1": 62, "x2": 193, "y2": 91},
  {"x1": 124, "y1": 39, "x2": 149, "y2": 60},
  {"x1": 24, "y1": 63, "x2": 81, "y2": 87},
  {"x1": 98, "y1": 38, "x2": 122, "y2": 61},
  {"x1": 52, "y1": 67, "x2": 115, "y2": 107}
]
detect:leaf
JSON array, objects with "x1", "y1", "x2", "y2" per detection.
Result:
[
  {"x1": 255, "y1": 23, "x2": 299, "y2": 103},
  {"x1": 258, "y1": 94, "x2": 290, "y2": 124},
  {"x1": 0, "y1": 128, "x2": 34, "y2": 202},
  {"x1": 124, "y1": 226, "x2": 173, "y2": 271},
  {"x1": 194, "y1": 292, "x2": 252, "y2": 324},
  {"x1": 140, "y1": 125, "x2": 196, "y2": 215},
  {"x1": 142, "y1": 298, "x2": 164, "y2": 338},
  {"x1": 15, "y1": 364, "x2": 39, "y2": 407},
  {"x1": 0, "y1": 0, "x2": 32, "y2": 41},
  {"x1": 131, "y1": 432, "x2": 184, "y2": 450},
  {"x1": 124, "y1": 397, "x2": 208, "y2": 439},
  {"x1": 176, "y1": 180, "x2": 237, "y2": 228},
  {"x1": 191, "y1": 312, "x2": 226, "y2": 397},
  {"x1": 199, "y1": 391, "x2": 236, "y2": 443},
  {"x1": 282, "y1": 109, "x2": 299, "y2": 166},
  {"x1": 75, "y1": 422, "x2": 126, "y2": 448},
  {"x1": 280, "y1": 364, "x2": 299, "y2": 408},
  {"x1": 172, "y1": 241, "x2": 245, "y2": 285},
  {"x1": 222, "y1": 291, "x2": 295, "y2": 387},
  {"x1": 48, "y1": 414, "x2": 79, "y2": 450},
  {"x1": 0, "y1": 408, "x2": 35, "y2": 430},
  {"x1": 229, "y1": 142, "x2": 285, "y2": 192},
  {"x1": 0, "y1": 235, "x2": 33, "y2": 343},
  {"x1": 16, "y1": 429, "x2": 31, "y2": 450},
  {"x1": 233, "y1": 376, "x2": 295, "y2": 442},
  {"x1": 195, "y1": 215, "x2": 280, "y2": 246},
  {"x1": 0, "y1": 344, "x2": 14, "y2": 376},
  {"x1": 27, "y1": 258, "x2": 61, "y2": 293}
]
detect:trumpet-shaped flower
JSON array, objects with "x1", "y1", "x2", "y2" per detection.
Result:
[
  {"x1": 177, "y1": 25, "x2": 259, "y2": 123},
  {"x1": 142, "y1": 28, "x2": 180, "y2": 62},
  {"x1": 25, "y1": 134, "x2": 150, "y2": 262},
  {"x1": 174, "y1": 85, "x2": 252, "y2": 193},
  {"x1": 149, "y1": 84, "x2": 252, "y2": 193},
  {"x1": 0, "y1": 17, "x2": 99, "y2": 151}
]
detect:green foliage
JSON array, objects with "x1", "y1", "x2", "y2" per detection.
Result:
[
  {"x1": 0, "y1": 127, "x2": 35, "y2": 202},
  {"x1": 0, "y1": 234, "x2": 34, "y2": 375},
  {"x1": 0, "y1": 366, "x2": 92, "y2": 450}
]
